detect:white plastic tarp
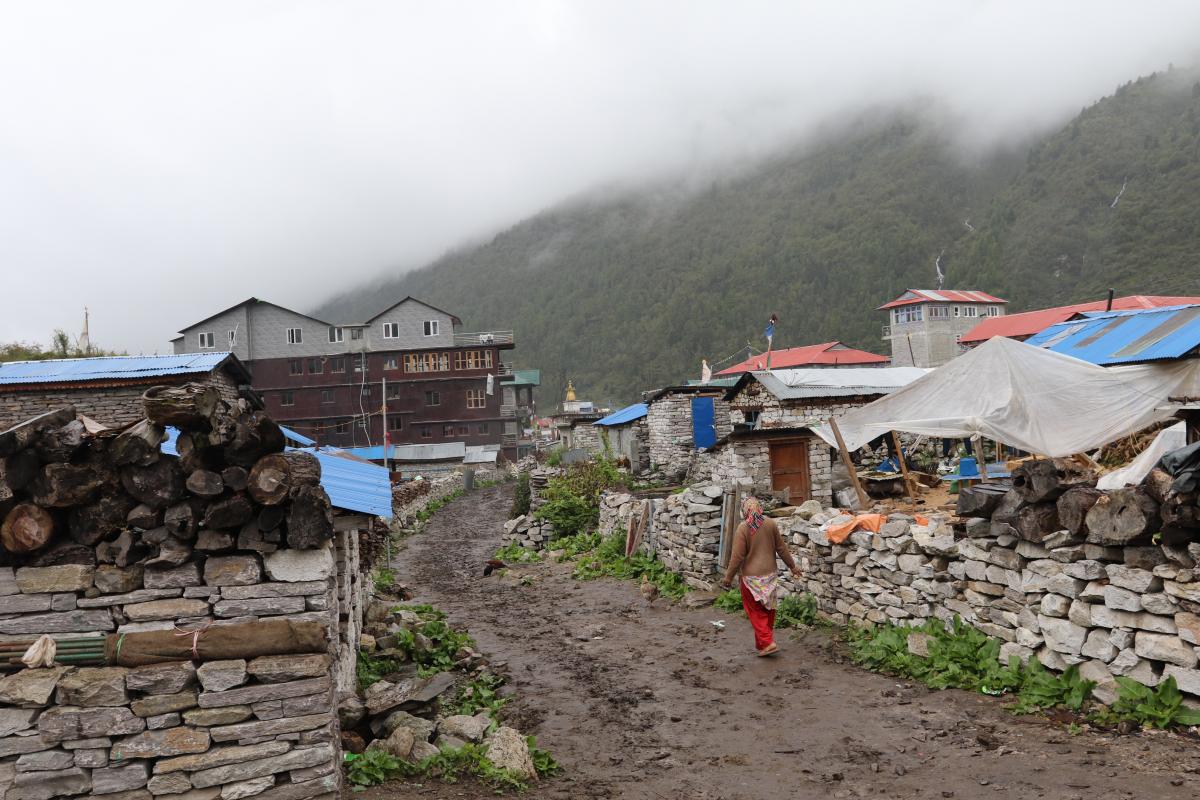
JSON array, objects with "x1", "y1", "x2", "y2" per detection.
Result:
[
  {"x1": 1096, "y1": 422, "x2": 1187, "y2": 490},
  {"x1": 813, "y1": 336, "x2": 1200, "y2": 458}
]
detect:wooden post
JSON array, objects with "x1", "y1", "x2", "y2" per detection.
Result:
[
  {"x1": 972, "y1": 436, "x2": 990, "y2": 481},
  {"x1": 890, "y1": 431, "x2": 918, "y2": 504},
  {"x1": 828, "y1": 418, "x2": 869, "y2": 509}
]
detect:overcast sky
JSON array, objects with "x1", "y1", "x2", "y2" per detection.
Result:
[{"x1": 2, "y1": 1, "x2": 1199, "y2": 354}]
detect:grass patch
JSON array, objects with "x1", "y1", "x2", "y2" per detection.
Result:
[
  {"x1": 415, "y1": 489, "x2": 465, "y2": 524},
  {"x1": 571, "y1": 532, "x2": 687, "y2": 599},
  {"x1": 344, "y1": 744, "x2": 529, "y2": 791},
  {"x1": 372, "y1": 567, "x2": 396, "y2": 593},
  {"x1": 510, "y1": 472, "x2": 531, "y2": 518},
  {"x1": 493, "y1": 542, "x2": 542, "y2": 563},
  {"x1": 452, "y1": 671, "x2": 508, "y2": 719}
]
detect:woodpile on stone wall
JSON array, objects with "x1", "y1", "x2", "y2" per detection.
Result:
[{"x1": 0, "y1": 386, "x2": 371, "y2": 800}]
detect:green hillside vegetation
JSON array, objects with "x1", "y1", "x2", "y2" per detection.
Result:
[{"x1": 318, "y1": 67, "x2": 1200, "y2": 406}]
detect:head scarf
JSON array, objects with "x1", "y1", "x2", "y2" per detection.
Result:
[{"x1": 742, "y1": 496, "x2": 765, "y2": 535}]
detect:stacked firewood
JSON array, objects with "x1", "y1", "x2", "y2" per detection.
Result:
[
  {"x1": 957, "y1": 454, "x2": 1200, "y2": 547},
  {"x1": 0, "y1": 383, "x2": 334, "y2": 567}
]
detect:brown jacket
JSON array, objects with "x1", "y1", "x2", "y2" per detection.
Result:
[{"x1": 722, "y1": 517, "x2": 798, "y2": 584}]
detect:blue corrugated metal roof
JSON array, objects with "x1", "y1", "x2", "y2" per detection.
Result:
[
  {"x1": 0, "y1": 353, "x2": 235, "y2": 385},
  {"x1": 160, "y1": 429, "x2": 391, "y2": 519},
  {"x1": 279, "y1": 426, "x2": 315, "y2": 447},
  {"x1": 1026, "y1": 304, "x2": 1200, "y2": 365},
  {"x1": 594, "y1": 403, "x2": 648, "y2": 426}
]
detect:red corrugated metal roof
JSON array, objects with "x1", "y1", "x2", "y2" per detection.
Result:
[
  {"x1": 716, "y1": 342, "x2": 889, "y2": 375},
  {"x1": 878, "y1": 289, "x2": 1007, "y2": 310},
  {"x1": 959, "y1": 295, "x2": 1200, "y2": 344}
]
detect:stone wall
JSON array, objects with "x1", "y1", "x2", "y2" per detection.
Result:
[
  {"x1": 570, "y1": 423, "x2": 602, "y2": 457},
  {"x1": 598, "y1": 484, "x2": 1200, "y2": 705},
  {"x1": 727, "y1": 389, "x2": 875, "y2": 430},
  {"x1": 0, "y1": 534, "x2": 367, "y2": 800},
  {"x1": 646, "y1": 394, "x2": 730, "y2": 480},
  {"x1": 0, "y1": 372, "x2": 244, "y2": 430},
  {"x1": 390, "y1": 474, "x2": 466, "y2": 530},
  {"x1": 690, "y1": 437, "x2": 833, "y2": 506}
]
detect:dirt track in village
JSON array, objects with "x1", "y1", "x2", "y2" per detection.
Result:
[{"x1": 361, "y1": 485, "x2": 1200, "y2": 800}]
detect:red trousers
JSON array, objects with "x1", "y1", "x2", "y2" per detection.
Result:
[{"x1": 739, "y1": 581, "x2": 776, "y2": 651}]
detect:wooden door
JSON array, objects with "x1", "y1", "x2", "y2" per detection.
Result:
[{"x1": 768, "y1": 439, "x2": 810, "y2": 501}]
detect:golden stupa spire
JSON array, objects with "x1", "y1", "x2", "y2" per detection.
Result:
[{"x1": 565, "y1": 380, "x2": 577, "y2": 402}]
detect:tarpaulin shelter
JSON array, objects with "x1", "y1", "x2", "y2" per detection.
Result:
[{"x1": 813, "y1": 336, "x2": 1200, "y2": 458}]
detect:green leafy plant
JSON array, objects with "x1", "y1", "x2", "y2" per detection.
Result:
[
  {"x1": 545, "y1": 448, "x2": 563, "y2": 467},
  {"x1": 553, "y1": 530, "x2": 602, "y2": 558},
  {"x1": 775, "y1": 594, "x2": 818, "y2": 629},
  {"x1": 510, "y1": 471, "x2": 532, "y2": 518},
  {"x1": 1011, "y1": 662, "x2": 1094, "y2": 714},
  {"x1": 453, "y1": 672, "x2": 508, "y2": 719},
  {"x1": 356, "y1": 649, "x2": 406, "y2": 690},
  {"x1": 713, "y1": 588, "x2": 743, "y2": 613},
  {"x1": 372, "y1": 567, "x2": 396, "y2": 593},
  {"x1": 571, "y1": 532, "x2": 686, "y2": 599},
  {"x1": 527, "y1": 735, "x2": 561, "y2": 777},
  {"x1": 1108, "y1": 675, "x2": 1200, "y2": 729},
  {"x1": 493, "y1": 541, "x2": 542, "y2": 563},
  {"x1": 344, "y1": 749, "x2": 413, "y2": 786},
  {"x1": 533, "y1": 460, "x2": 629, "y2": 537}
]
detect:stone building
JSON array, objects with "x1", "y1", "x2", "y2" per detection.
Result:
[
  {"x1": 881, "y1": 289, "x2": 1007, "y2": 367},
  {"x1": 0, "y1": 353, "x2": 256, "y2": 429},
  {"x1": 696, "y1": 367, "x2": 928, "y2": 503},
  {"x1": 643, "y1": 385, "x2": 733, "y2": 481},
  {"x1": 592, "y1": 403, "x2": 650, "y2": 473}
]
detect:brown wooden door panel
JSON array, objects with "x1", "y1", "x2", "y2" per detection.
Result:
[{"x1": 768, "y1": 439, "x2": 810, "y2": 501}]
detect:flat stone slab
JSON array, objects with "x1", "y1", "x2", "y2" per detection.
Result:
[
  {"x1": 78, "y1": 589, "x2": 183, "y2": 608},
  {"x1": 196, "y1": 661, "x2": 247, "y2": 693},
  {"x1": 15, "y1": 566, "x2": 94, "y2": 594},
  {"x1": 92, "y1": 762, "x2": 150, "y2": 795},
  {"x1": 212, "y1": 597, "x2": 306, "y2": 618},
  {"x1": 7, "y1": 766, "x2": 91, "y2": 800},
  {"x1": 0, "y1": 708, "x2": 40, "y2": 737},
  {"x1": 203, "y1": 557, "x2": 262, "y2": 587},
  {"x1": 182, "y1": 706, "x2": 253, "y2": 727},
  {"x1": 55, "y1": 667, "x2": 129, "y2": 707},
  {"x1": 0, "y1": 667, "x2": 70, "y2": 707},
  {"x1": 126, "y1": 663, "x2": 197, "y2": 695},
  {"x1": 124, "y1": 599, "x2": 211, "y2": 622},
  {"x1": 261, "y1": 550, "x2": 333, "y2": 583},
  {"x1": 246, "y1": 655, "x2": 330, "y2": 684},
  {"x1": 154, "y1": 741, "x2": 291, "y2": 775},
  {"x1": 219, "y1": 582, "x2": 327, "y2": 600},
  {"x1": 38, "y1": 706, "x2": 146, "y2": 741},
  {"x1": 188, "y1": 744, "x2": 332, "y2": 789},
  {"x1": 198, "y1": 677, "x2": 329, "y2": 709},
  {"x1": 209, "y1": 713, "x2": 332, "y2": 743},
  {"x1": 131, "y1": 691, "x2": 198, "y2": 718},
  {"x1": 113, "y1": 727, "x2": 211, "y2": 759},
  {"x1": 0, "y1": 610, "x2": 115, "y2": 635}
]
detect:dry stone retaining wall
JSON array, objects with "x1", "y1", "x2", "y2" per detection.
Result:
[
  {"x1": 389, "y1": 474, "x2": 465, "y2": 531},
  {"x1": 599, "y1": 486, "x2": 1200, "y2": 705},
  {"x1": 0, "y1": 533, "x2": 366, "y2": 800}
]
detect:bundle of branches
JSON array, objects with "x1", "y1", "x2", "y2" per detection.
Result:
[
  {"x1": 1095, "y1": 420, "x2": 1176, "y2": 468},
  {"x1": 0, "y1": 384, "x2": 334, "y2": 568}
]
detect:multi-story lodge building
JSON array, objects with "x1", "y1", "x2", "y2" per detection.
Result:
[
  {"x1": 172, "y1": 296, "x2": 518, "y2": 455},
  {"x1": 879, "y1": 289, "x2": 1007, "y2": 368}
]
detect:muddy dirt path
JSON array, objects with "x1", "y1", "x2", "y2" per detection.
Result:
[{"x1": 365, "y1": 485, "x2": 1200, "y2": 800}]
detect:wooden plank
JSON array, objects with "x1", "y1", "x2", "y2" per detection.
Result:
[
  {"x1": 972, "y1": 437, "x2": 990, "y2": 481},
  {"x1": 890, "y1": 431, "x2": 918, "y2": 504},
  {"x1": 828, "y1": 418, "x2": 868, "y2": 509}
]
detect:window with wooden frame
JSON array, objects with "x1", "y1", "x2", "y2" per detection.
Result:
[
  {"x1": 928, "y1": 305, "x2": 951, "y2": 319},
  {"x1": 986, "y1": 306, "x2": 1001, "y2": 317},
  {"x1": 329, "y1": 356, "x2": 345, "y2": 373},
  {"x1": 963, "y1": 306, "x2": 978, "y2": 317},
  {"x1": 286, "y1": 327, "x2": 302, "y2": 344},
  {"x1": 384, "y1": 355, "x2": 399, "y2": 370},
  {"x1": 458, "y1": 425, "x2": 469, "y2": 436},
  {"x1": 424, "y1": 391, "x2": 441, "y2": 406},
  {"x1": 288, "y1": 360, "x2": 303, "y2": 376},
  {"x1": 280, "y1": 391, "x2": 294, "y2": 406},
  {"x1": 352, "y1": 353, "x2": 365, "y2": 372},
  {"x1": 442, "y1": 424, "x2": 455, "y2": 437},
  {"x1": 478, "y1": 422, "x2": 489, "y2": 434},
  {"x1": 198, "y1": 331, "x2": 215, "y2": 349},
  {"x1": 466, "y1": 389, "x2": 486, "y2": 409},
  {"x1": 455, "y1": 350, "x2": 494, "y2": 370}
]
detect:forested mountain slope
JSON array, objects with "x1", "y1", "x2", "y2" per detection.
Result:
[{"x1": 318, "y1": 68, "x2": 1200, "y2": 406}]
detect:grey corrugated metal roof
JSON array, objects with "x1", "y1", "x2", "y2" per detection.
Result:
[
  {"x1": 739, "y1": 367, "x2": 930, "y2": 401},
  {"x1": 0, "y1": 353, "x2": 244, "y2": 385},
  {"x1": 387, "y1": 442, "x2": 467, "y2": 461}
]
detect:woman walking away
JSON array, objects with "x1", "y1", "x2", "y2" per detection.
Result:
[{"x1": 719, "y1": 497, "x2": 802, "y2": 656}]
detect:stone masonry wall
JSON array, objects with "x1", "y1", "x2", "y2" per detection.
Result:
[
  {"x1": 690, "y1": 438, "x2": 833, "y2": 506},
  {"x1": 646, "y1": 395, "x2": 693, "y2": 479},
  {"x1": 599, "y1": 486, "x2": 1200, "y2": 706},
  {"x1": 0, "y1": 535, "x2": 367, "y2": 800},
  {"x1": 0, "y1": 373, "x2": 244, "y2": 430},
  {"x1": 390, "y1": 474, "x2": 466, "y2": 531}
]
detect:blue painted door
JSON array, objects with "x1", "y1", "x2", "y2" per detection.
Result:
[{"x1": 691, "y1": 397, "x2": 717, "y2": 449}]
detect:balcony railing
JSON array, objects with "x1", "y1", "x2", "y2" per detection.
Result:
[
  {"x1": 454, "y1": 331, "x2": 514, "y2": 346},
  {"x1": 500, "y1": 404, "x2": 517, "y2": 418},
  {"x1": 496, "y1": 363, "x2": 514, "y2": 376}
]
